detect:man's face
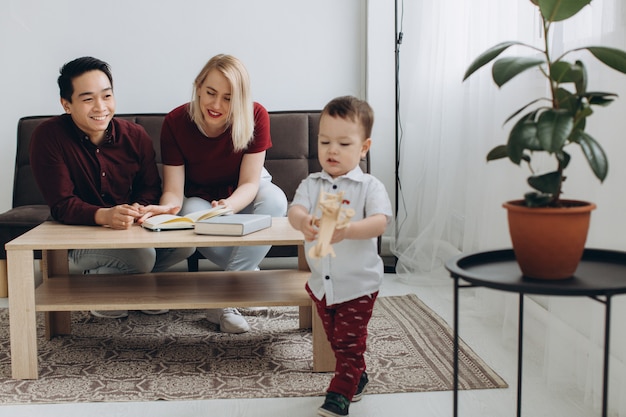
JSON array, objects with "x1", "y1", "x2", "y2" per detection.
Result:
[{"x1": 61, "y1": 70, "x2": 115, "y2": 142}]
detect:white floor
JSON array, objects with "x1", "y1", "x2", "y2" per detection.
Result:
[{"x1": 0, "y1": 259, "x2": 603, "y2": 417}]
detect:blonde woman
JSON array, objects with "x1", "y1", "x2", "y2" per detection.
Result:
[{"x1": 142, "y1": 54, "x2": 287, "y2": 333}]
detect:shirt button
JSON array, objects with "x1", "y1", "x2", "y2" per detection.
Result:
[
  {"x1": 332, "y1": 185, "x2": 337, "y2": 190},
  {"x1": 325, "y1": 275, "x2": 330, "y2": 280},
  {"x1": 101, "y1": 172, "x2": 106, "y2": 177}
]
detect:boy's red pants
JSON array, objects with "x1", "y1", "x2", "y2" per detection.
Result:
[{"x1": 307, "y1": 284, "x2": 378, "y2": 400}]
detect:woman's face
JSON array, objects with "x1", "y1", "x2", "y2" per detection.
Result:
[{"x1": 198, "y1": 69, "x2": 232, "y2": 135}]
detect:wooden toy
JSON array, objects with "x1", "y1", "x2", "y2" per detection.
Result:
[{"x1": 309, "y1": 190, "x2": 355, "y2": 259}]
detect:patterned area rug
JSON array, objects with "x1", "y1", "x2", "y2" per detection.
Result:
[{"x1": 0, "y1": 294, "x2": 506, "y2": 403}]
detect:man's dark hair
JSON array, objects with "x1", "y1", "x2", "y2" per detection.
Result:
[
  {"x1": 58, "y1": 57, "x2": 113, "y2": 102},
  {"x1": 322, "y1": 95, "x2": 374, "y2": 138}
]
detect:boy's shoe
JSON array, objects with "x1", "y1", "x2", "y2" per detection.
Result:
[
  {"x1": 318, "y1": 392, "x2": 350, "y2": 417},
  {"x1": 206, "y1": 308, "x2": 251, "y2": 333},
  {"x1": 352, "y1": 371, "x2": 369, "y2": 402}
]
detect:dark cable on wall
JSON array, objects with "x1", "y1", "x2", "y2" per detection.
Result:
[{"x1": 395, "y1": 0, "x2": 406, "y2": 238}]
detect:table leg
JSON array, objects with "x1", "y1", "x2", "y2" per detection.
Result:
[
  {"x1": 453, "y1": 277, "x2": 460, "y2": 417},
  {"x1": 517, "y1": 293, "x2": 524, "y2": 417},
  {"x1": 312, "y1": 309, "x2": 335, "y2": 372},
  {"x1": 7, "y1": 249, "x2": 38, "y2": 379},
  {"x1": 601, "y1": 296, "x2": 611, "y2": 417},
  {"x1": 41, "y1": 250, "x2": 72, "y2": 338},
  {"x1": 0, "y1": 259, "x2": 8, "y2": 298}
]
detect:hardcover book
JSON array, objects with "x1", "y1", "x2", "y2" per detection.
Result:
[
  {"x1": 141, "y1": 206, "x2": 233, "y2": 231},
  {"x1": 194, "y1": 214, "x2": 272, "y2": 236}
]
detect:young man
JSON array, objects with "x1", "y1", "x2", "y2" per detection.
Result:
[
  {"x1": 288, "y1": 96, "x2": 392, "y2": 417},
  {"x1": 29, "y1": 56, "x2": 194, "y2": 318}
]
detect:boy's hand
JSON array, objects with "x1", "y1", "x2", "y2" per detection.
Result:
[
  {"x1": 299, "y1": 215, "x2": 319, "y2": 242},
  {"x1": 330, "y1": 223, "x2": 350, "y2": 244}
]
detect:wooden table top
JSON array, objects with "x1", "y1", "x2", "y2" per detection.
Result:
[{"x1": 5, "y1": 217, "x2": 304, "y2": 251}]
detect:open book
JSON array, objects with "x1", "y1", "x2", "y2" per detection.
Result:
[{"x1": 141, "y1": 206, "x2": 233, "y2": 231}]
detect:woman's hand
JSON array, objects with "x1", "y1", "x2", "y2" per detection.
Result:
[{"x1": 136, "y1": 204, "x2": 181, "y2": 224}]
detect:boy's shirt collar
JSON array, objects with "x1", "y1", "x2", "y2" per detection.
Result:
[{"x1": 312, "y1": 165, "x2": 365, "y2": 182}]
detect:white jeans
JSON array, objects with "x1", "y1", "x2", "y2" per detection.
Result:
[{"x1": 180, "y1": 175, "x2": 288, "y2": 271}]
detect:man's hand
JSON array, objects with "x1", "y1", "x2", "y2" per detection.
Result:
[{"x1": 96, "y1": 204, "x2": 143, "y2": 229}]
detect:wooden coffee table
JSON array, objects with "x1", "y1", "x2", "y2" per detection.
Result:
[{"x1": 6, "y1": 217, "x2": 334, "y2": 379}]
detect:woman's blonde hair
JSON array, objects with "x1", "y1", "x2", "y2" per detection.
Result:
[{"x1": 189, "y1": 54, "x2": 254, "y2": 151}]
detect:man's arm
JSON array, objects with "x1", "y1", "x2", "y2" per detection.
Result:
[{"x1": 29, "y1": 118, "x2": 102, "y2": 225}]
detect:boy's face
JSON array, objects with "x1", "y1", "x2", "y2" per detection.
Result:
[
  {"x1": 61, "y1": 70, "x2": 115, "y2": 142},
  {"x1": 318, "y1": 114, "x2": 371, "y2": 178}
]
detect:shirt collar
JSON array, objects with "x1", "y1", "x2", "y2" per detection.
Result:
[
  {"x1": 65, "y1": 114, "x2": 114, "y2": 145},
  {"x1": 312, "y1": 165, "x2": 366, "y2": 182}
]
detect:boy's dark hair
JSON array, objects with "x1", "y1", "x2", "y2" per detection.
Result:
[
  {"x1": 322, "y1": 96, "x2": 374, "y2": 138},
  {"x1": 58, "y1": 57, "x2": 113, "y2": 102}
]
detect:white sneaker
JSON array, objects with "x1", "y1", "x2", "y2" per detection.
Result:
[
  {"x1": 241, "y1": 306, "x2": 269, "y2": 315},
  {"x1": 91, "y1": 310, "x2": 128, "y2": 319},
  {"x1": 206, "y1": 308, "x2": 251, "y2": 333},
  {"x1": 141, "y1": 309, "x2": 169, "y2": 315}
]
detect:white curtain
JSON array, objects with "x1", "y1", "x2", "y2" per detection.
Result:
[{"x1": 391, "y1": 0, "x2": 626, "y2": 415}]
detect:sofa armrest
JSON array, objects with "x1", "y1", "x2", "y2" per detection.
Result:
[{"x1": 0, "y1": 205, "x2": 51, "y2": 258}]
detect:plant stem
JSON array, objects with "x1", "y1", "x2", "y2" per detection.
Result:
[
  {"x1": 541, "y1": 16, "x2": 564, "y2": 206},
  {"x1": 543, "y1": 18, "x2": 557, "y2": 108}
]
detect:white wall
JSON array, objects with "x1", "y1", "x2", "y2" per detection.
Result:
[
  {"x1": 0, "y1": 0, "x2": 399, "y2": 213},
  {"x1": 366, "y1": 0, "x2": 396, "y2": 215}
]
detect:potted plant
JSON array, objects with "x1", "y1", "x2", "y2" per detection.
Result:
[{"x1": 463, "y1": 0, "x2": 626, "y2": 279}]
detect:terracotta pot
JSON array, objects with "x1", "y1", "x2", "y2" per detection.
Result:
[{"x1": 503, "y1": 199, "x2": 596, "y2": 280}]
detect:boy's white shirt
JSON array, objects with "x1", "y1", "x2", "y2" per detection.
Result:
[{"x1": 291, "y1": 166, "x2": 393, "y2": 306}]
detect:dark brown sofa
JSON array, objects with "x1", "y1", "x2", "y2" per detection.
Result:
[{"x1": 0, "y1": 111, "x2": 370, "y2": 282}]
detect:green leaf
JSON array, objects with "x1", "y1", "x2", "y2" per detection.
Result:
[
  {"x1": 577, "y1": 131, "x2": 609, "y2": 181},
  {"x1": 585, "y1": 47, "x2": 626, "y2": 74},
  {"x1": 504, "y1": 103, "x2": 546, "y2": 126},
  {"x1": 537, "y1": 109, "x2": 574, "y2": 152},
  {"x1": 528, "y1": 171, "x2": 562, "y2": 194},
  {"x1": 574, "y1": 60, "x2": 588, "y2": 94},
  {"x1": 463, "y1": 42, "x2": 529, "y2": 81},
  {"x1": 554, "y1": 87, "x2": 577, "y2": 112},
  {"x1": 493, "y1": 56, "x2": 545, "y2": 87},
  {"x1": 507, "y1": 116, "x2": 539, "y2": 164},
  {"x1": 550, "y1": 61, "x2": 583, "y2": 84},
  {"x1": 486, "y1": 145, "x2": 509, "y2": 161},
  {"x1": 537, "y1": 0, "x2": 591, "y2": 22},
  {"x1": 586, "y1": 92, "x2": 617, "y2": 106},
  {"x1": 556, "y1": 150, "x2": 571, "y2": 170},
  {"x1": 524, "y1": 191, "x2": 554, "y2": 207}
]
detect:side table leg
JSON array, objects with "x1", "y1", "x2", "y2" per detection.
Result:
[
  {"x1": 601, "y1": 296, "x2": 612, "y2": 417},
  {"x1": 453, "y1": 277, "x2": 460, "y2": 417},
  {"x1": 517, "y1": 293, "x2": 524, "y2": 417}
]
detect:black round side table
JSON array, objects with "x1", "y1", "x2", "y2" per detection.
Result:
[{"x1": 445, "y1": 248, "x2": 626, "y2": 417}]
